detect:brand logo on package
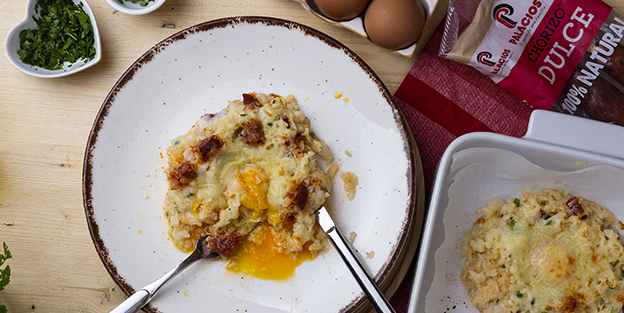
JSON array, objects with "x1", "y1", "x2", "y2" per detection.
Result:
[
  {"x1": 477, "y1": 51, "x2": 496, "y2": 66},
  {"x1": 491, "y1": 1, "x2": 545, "y2": 46},
  {"x1": 493, "y1": 3, "x2": 518, "y2": 28},
  {"x1": 471, "y1": 0, "x2": 548, "y2": 80}
]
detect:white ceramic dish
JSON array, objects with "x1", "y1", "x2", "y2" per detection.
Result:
[
  {"x1": 83, "y1": 17, "x2": 424, "y2": 313},
  {"x1": 292, "y1": 0, "x2": 448, "y2": 57},
  {"x1": 408, "y1": 110, "x2": 624, "y2": 313},
  {"x1": 5, "y1": 0, "x2": 101, "y2": 78},
  {"x1": 105, "y1": 0, "x2": 166, "y2": 15}
]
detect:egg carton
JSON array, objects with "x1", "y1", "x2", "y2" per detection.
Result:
[{"x1": 293, "y1": 0, "x2": 448, "y2": 57}]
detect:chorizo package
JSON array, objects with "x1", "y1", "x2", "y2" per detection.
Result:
[{"x1": 440, "y1": 0, "x2": 624, "y2": 126}]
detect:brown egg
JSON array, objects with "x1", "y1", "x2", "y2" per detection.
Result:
[
  {"x1": 364, "y1": 0, "x2": 426, "y2": 50},
  {"x1": 313, "y1": 0, "x2": 371, "y2": 21}
]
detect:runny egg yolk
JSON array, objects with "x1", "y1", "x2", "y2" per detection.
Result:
[
  {"x1": 238, "y1": 166, "x2": 269, "y2": 220},
  {"x1": 226, "y1": 224, "x2": 314, "y2": 280}
]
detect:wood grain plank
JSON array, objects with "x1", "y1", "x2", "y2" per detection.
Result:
[{"x1": 2, "y1": 0, "x2": 624, "y2": 312}]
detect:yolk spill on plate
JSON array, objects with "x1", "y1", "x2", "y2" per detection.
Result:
[{"x1": 227, "y1": 224, "x2": 314, "y2": 280}]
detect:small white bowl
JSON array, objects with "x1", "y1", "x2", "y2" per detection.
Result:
[
  {"x1": 105, "y1": 0, "x2": 166, "y2": 15},
  {"x1": 5, "y1": 0, "x2": 101, "y2": 78}
]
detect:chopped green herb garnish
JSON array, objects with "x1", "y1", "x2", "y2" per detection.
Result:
[
  {"x1": 174, "y1": 140, "x2": 181, "y2": 145},
  {"x1": 165, "y1": 211, "x2": 170, "y2": 218},
  {"x1": 267, "y1": 122, "x2": 273, "y2": 127},
  {"x1": 546, "y1": 220, "x2": 552, "y2": 225},
  {"x1": 321, "y1": 186, "x2": 328, "y2": 192},
  {"x1": 613, "y1": 260, "x2": 620, "y2": 268},
  {"x1": 531, "y1": 299, "x2": 536, "y2": 305},
  {"x1": 240, "y1": 114, "x2": 247, "y2": 117},
  {"x1": 516, "y1": 291, "x2": 523, "y2": 298},
  {"x1": 507, "y1": 219, "x2": 516, "y2": 229},
  {"x1": 310, "y1": 131, "x2": 316, "y2": 140},
  {"x1": 17, "y1": 0, "x2": 96, "y2": 70},
  {"x1": 0, "y1": 242, "x2": 12, "y2": 313},
  {"x1": 513, "y1": 198, "x2": 521, "y2": 207},
  {"x1": 117, "y1": 0, "x2": 155, "y2": 6},
  {"x1": 0, "y1": 243, "x2": 11, "y2": 293},
  {"x1": 186, "y1": 193, "x2": 194, "y2": 198}
]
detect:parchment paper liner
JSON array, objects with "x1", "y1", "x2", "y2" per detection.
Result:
[{"x1": 424, "y1": 147, "x2": 624, "y2": 312}]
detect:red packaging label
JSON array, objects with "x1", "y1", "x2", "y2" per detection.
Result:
[{"x1": 498, "y1": 0, "x2": 611, "y2": 109}]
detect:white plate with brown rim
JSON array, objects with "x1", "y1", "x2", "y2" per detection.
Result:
[{"x1": 83, "y1": 16, "x2": 424, "y2": 313}]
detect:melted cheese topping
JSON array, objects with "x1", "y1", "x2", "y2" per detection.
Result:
[
  {"x1": 163, "y1": 93, "x2": 333, "y2": 279},
  {"x1": 529, "y1": 239, "x2": 575, "y2": 286},
  {"x1": 461, "y1": 189, "x2": 624, "y2": 313}
]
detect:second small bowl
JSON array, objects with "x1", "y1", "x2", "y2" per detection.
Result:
[{"x1": 105, "y1": 0, "x2": 166, "y2": 15}]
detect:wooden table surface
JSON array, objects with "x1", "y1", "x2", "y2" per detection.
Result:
[
  {"x1": 0, "y1": 1, "x2": 416, "y2": 311},
  {"x1": 1, "y1": 0, "x2": 624, "y2": 312}
]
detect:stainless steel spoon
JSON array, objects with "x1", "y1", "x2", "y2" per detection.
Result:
[
  {"x1": 317, "y1": 205, "x2": 397, "y2": 313},
  {"x1": 109, "y1": 235, "x2": 221, "y2": 313}
]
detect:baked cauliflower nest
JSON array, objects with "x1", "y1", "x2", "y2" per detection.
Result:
[
  {"x1": 163, "y1": 92, "x2": 333, "y2": 256},
  {"x1": 461, "y1": 188, "x2": 624, "y2": 313}
]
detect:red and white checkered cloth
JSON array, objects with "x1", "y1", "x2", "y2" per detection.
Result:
[
  {"x1": 394, "y1": 21, "x2": 534, "y2": 197},
  {"x1": 388, "y1": 21, "x2": 534, "y2": 312}
]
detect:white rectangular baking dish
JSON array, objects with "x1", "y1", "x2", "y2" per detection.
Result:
[{"x1": 408, "y1": 110, "x2": 624, "y2": 313}]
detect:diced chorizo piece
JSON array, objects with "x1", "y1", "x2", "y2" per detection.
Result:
[
  {"x1": 239, "y1": 118, "x2": 265, "y2": 146},
  {"x1": 282, "y1": 116, "x2": 291, "y2": 129},
  {"x1": 206, "y1": 234, "x2": 243, "y2": 256},
  {"x1": 243, "y1": 93, "x2": 261, "y2": 110},
  {"x1": 284, "y1": 134, "x2": 307, "y2": 154},
  {"x1": 169, "y1": 161, "x2": 196, "y2": 190},
  {"x1": 198, "y1": 135, "x2": 224, "y2": 161},
  {"x1": 288, "y1": 182, "x2": 308, "y2": 210},
  {"x1": 566, "y1": 197, "x2": 584, "y2": 216}
]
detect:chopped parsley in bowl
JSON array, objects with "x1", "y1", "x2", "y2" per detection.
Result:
[{"x1": 5, "y1": 0, "x2": 101, "y2": 78}]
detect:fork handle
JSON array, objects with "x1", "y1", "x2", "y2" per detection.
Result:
[
  {"x1": 109, "y1": 250, "x2": 203, "y2": 313},
  {"x1": 325, "y1": 226, "x2": 397, "y2": 313},
  {"x1": 109, "y1": 290, "x2": 149, "y2": 313}
]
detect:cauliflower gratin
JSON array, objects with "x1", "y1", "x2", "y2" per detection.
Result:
[
  {"x1": 461, "y1": 188, "x2": 624, "y2": 313},
  {"x1": 163, "y1": 92, "x2": 333, "y2": 279}
]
